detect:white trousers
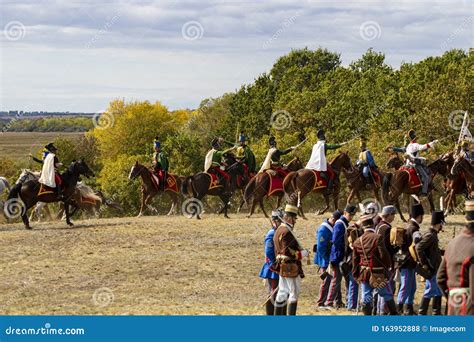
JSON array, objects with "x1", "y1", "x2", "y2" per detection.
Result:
[{"x1": 276, "y1": 275, "x2": 301, "y2": 304}]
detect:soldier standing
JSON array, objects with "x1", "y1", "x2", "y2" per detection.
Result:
[
  {"x1": 352, "y1": 215, "x2": 398, "y2": 315},
  {"x1": 325, "y1": 204, "x2": 358, "y2": 307},
  {"x1": 314, "y1": 210, "x2": 342, "y2": 307},
  {"x1": 397, "y1": 202, "x2": 424, "y2": 315},
  {"x1": 437, "y1": 200, "x2": 474, "y2": 315},
  {"x1": 272, "y1": 204, "x2": 309, "y2": 315},
  {"x1": 416, "y1": 211, "x2": 445, "y2": 315},
  {"x1": 259, "y1": 209, "x2": 282, "y2": 315}
]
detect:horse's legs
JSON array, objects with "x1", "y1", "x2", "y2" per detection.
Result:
[
  {"x1": 395, "y1": 199, "x2": 406, "y2": 222},
  {"x1": 138, "y1": 190, "x2": 146, "y2": 217},
  {"x1": 356, "y1": 192, "x2": 362, "y2": 203},
  {"x1": 247, "y1": 198, "x2": 257, "y2": 218},
  {"x1": 276, "y1": 195, "x2": 283, "y2": 208},
  {"x1": 259, "y1": 199, "x2": 269, "y2": 218},
  {"x1": 427, "y1": 192, "x2": 435, "y2": 213},
  {"x1": 316, "y1": 194, "x2": 330, "y2": 216},
  {"x1": 346, "y1": 189, "x2": 355, "y2": 205},
  {"x1": 64, "y1": 201, "x2": 73, "y2": 226},
  {"x1": 167, "y1": 193, "x2": 176, "y2": 216}
]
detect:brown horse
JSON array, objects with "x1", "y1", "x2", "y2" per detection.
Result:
[
  {"x1": 283, "y1": 152, "x2": 352, "y2": 219},
  {"x1": 5, "y1": 160, "x2": 94, "y2": 229},
  {"x1": 382, "y1": 155, "x2": 452, "y2": 222},
  {"x1": 181, "y1": 153, "x2": 245, "y2": 219},
  {"x1": 342, "y1": 166, "x2": 382, "y2": 205},
  {"x1": 129, "y1": 161, "x2": 185, "y2": 217},
  {"x1": 242, "y1": 157, "x2": 303, "y2": 218},
  {"x1": 450, "y1": 153, "x2": 474, "y2": 196}
]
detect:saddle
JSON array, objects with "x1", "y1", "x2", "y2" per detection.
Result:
[
  {"x1": 150, "y1": 170, "x2": 179, "y2": 193},
  {"x1": 309, "y1": 170, "x2": 328, "y2": 190}
]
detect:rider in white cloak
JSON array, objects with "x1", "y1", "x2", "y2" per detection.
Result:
[
  {"x1": 259, "y1": 136, "x2": 295, "y2": 178},
  {"x1": 36, "y1": 143, "x2": 63, "y2": 198},
  {"x1": 305, "y1": 129, "x2": 346, "y2": 194}
]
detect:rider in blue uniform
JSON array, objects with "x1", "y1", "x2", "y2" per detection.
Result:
[{"x1": 259, "y1": 209, "x2": 282, "y2": 315}]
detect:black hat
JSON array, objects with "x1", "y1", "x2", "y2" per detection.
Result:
[
  {"x1": 317, "y1": 129, "x2": 326, "y2": 140},
  {"x1": 332, "y1": 210, "x2": 342, "y2": 221},
  {"x1": 431, "y1": 211, "x2": 445, "y2": 225},
  {"x1": 408, "y1": 129, "x2": 416, "y2": 141},
  {"x1": 410, "y1": 202, "x2": 424, "y2": 218},
  {"x1": 269, "y1": 136, "x2": 276, "y2": 146},
  {"x1": 45, "y1": 143, "x2": 57, "y2": 152},
  {"x1": 344, "y1": 204, "x2": 357, "y2": 215}
]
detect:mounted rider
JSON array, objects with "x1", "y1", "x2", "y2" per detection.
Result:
[
  {"x1": 305, "y1": 129, "x2": 346, "y2": 195},
  {"x1": 404, "y1": 129, "x2": 438, "y2": 196},
  {"x1": 356, "y1": 137, "x2": 379, "y2": 185},
  {"x1": 459, "y1": 140, "x2": 473, "y2": 162},
  {"x1": 204, "y1": 137, "x2": 237, "y2": 190},
  {"x1": 258, "y1": 136, "x2": 295, "y2": 178},
  {"x1": 235, "y1": 131, "x2": 256, "y2": 182},
  {"x1": 152, "y1": 137, "x2": 169, "y2": 191},
  {"x1": 34, "y1": 143, "x2": 64, "y2": 199}
]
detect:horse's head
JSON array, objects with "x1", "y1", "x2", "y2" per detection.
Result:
[
  {"x1": 71, "y1": 159, "x2": 95, "y2": 178},
  {"x1": 331, "y1": 152, "x2": 352, "y2": 171},
  {"x1": 386, "y1": 153, "x2": 403, "y2": 170},
  {"x1": 128, "y1": 161, "x2": 145, "y2": 180},
  {"x1": 223, "y1": 152, "x2": 244, "y2": 175},
  {"x1": 429, "y1": 154, "x2": 453, "y2": 177},
  {"x1": 287, "y1": 157, "x2": 303, "y2": 171}
]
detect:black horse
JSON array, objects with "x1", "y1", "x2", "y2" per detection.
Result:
[
  {"x1": 181, "y1": 152, "x2": 245, "y2": 219},
  {"x1": 6, "y1": 159, "x2": 94, "y2": 229}
]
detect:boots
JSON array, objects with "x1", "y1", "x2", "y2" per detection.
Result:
[
  {"x1": 386, "y1": 299, "x2": 399, "y2": 315},
  {"x1": 324, "y1": 179, "x2": 334, "y2": 195},
  {"x1": 432, "y1": 296, "x2": 442, "y2": 315},
  {"x1": 265, "y1": 301, "x2": 275, "y2": 316},
  {"x1": 274, "y1": 302, "x2": 287, "y2": 315},
  {"x1": 405, "y1": 304, "x2": 417, "y2": 315},
  {"x1": 287, "y1": 301, "x2": 298, "y2": 315},
  {"x1": 397, "y1": 303, "x2": 404, "y2": 315},
  {"x1": 362, "y1": 304, "x2": 373, "y2": 316},
  {"x1": 418, "y1": 297, "x2": 431, "y2": 315}
]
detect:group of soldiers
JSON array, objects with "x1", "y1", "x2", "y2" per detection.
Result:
[
  {"x1": 151, "y1": 128, "x2": 439, "y2": 197},
  {"x1": 259, "y1": 201, "x2": 473, "y2": 316}
]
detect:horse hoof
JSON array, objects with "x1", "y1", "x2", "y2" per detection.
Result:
[
  {"x1": 67, "y1": 222, "x2": 74, "y2": 227},
  {"x1": 25, "y1": 226, "x2": 32, "y2": 230},
  {"x1": 224, "y1": 215, "x2": 230, "y2": 219}
]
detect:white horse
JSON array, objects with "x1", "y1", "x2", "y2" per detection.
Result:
[{"x1": 15, "y1": 169, "x2": 54, "y2": 222}]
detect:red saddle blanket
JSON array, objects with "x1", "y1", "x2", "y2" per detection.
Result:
[
  {"x1": 371, "y1": 169, "x2": 381, "y2": 186},
  {"x1": 150, "y1": 172, "x2": 179, "y2": 193},
  {"x1": 204, "y1": 172, "x2": 223, "y2": 190},
  {"x1": 310, "y1": 170, "x2": 329, "y2": 190},
  {"x1": 400, "y1": 166, "x2": 421, "y2": 188},
  {"x1": 268, "y1": 174, "x2": 284, "y2": 196}
]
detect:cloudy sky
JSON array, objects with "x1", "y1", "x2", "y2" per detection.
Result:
[{"x1": 0, "y1": 0, "x2": 472, "y2": 112}]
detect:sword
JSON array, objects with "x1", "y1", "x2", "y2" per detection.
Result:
[{"x1": 261, "y1": 286, "x2": 279, "y2": 306}]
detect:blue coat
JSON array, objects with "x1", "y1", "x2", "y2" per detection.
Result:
[
  {"x1": 314, "y1": 219, "x2": 333, "y2": 268},
  {"x1": 259, "y1": 228, "x2": 279, "y2": 280},
  {"x1": 330, "y1": 216, "x2": 349, "y2": 264}
]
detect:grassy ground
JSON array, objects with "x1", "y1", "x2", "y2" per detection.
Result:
[
  {"x1": 0, "y1": 132, "x2": 83, "y2": 160},
  {"x1": 0, "y1": 212, "x2": 464, "y2": 315}
]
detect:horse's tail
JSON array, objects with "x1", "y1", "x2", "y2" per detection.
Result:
[
  {"x1": 181, "y1": 176, "x2": 194, "y2": 197},
  {"x1": 382, "y1": 172, "x2": 393, "y2": 204},
  {"x1": 243, "y1": 176, "x2": 256, "y2": 204},
  {"x1": 7, "y1": 182, "x2": 22, "y2": 200}
]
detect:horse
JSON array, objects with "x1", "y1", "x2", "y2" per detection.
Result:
[
  {"x1": 242, "y1": 157, "x2": 303, "y2": 218},
  {"x1": 450, "y1": 153, "x2": 474, "y2": 196},
  {"x1": 181, "y1": 153, "x2": 245, "y2": 219},
  {"x1": 58, "y1": 183, "x2": 123, "y2": 219},
  {"x1": 0, "y1": 176, "x2": 11, "y2": 219},
  {"x1": 342, "y1": 165, "x2": 382, "y2": 206},
  {"x1": 382, "y1": 155, "x2": 452, "y2": 222},
  {"x1": 283, "y1": 152, "x2": 352, "y2": 219},
  {"x1": 129, "y1": 161, "x2": 185, "y2": 217},
  {"x1": 6, "y1": 160, "x2": 94, "y2": 229}
]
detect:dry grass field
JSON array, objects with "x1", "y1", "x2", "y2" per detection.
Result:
[
  {"x1": 0, "y1": 132, "x2": 84, "y2": 160},
  {"x1": 0, "y1": 212, "x2": 465, "y2": 315}
]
